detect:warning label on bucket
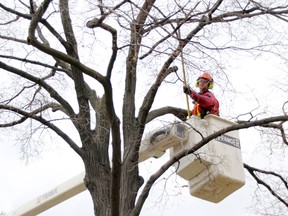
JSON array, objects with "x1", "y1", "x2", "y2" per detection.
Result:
[{"x1": 215, "y1": 134, "x2": 241, "y2": 149}]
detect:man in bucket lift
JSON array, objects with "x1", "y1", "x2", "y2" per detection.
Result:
[{"x1": 183, "y1": 72, "x2": 219, "y2": 119}]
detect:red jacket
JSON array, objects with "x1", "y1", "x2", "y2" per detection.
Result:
[{"x1": 189, "y1": 90, "x2": 219, "y2": 118}]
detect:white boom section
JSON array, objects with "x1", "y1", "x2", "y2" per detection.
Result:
[{"x1": 6, "y1": 172, "x2": 86, "y2": 216}]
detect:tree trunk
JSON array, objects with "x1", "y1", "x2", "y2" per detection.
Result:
[
  {"x1": 82, "y1": 96, "x2": 112, "y2": 215},
  {"x1": 120, "y1": 115, "x2": 145, "y2": 216}
]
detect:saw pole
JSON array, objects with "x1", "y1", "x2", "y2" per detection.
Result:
[
  {"x1": 181, "y1": 51, "x2": 191, "y2": 118},
  {"x1": 178, "y1": 29, "x2": 191, "y2": 119}
]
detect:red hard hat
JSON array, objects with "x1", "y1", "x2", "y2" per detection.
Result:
[{"x1": 198, "y1": 72, "x2": 213, "y2": 82}]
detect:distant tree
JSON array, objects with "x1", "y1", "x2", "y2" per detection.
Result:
[{"x1": 0, "y1": 1, "x2": 288, "y2": 215}]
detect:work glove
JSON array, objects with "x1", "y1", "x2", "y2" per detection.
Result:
[{"x1": 183, "y1": 85, "x2": 191, "y2": 94}]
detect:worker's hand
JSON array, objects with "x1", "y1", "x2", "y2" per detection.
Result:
[{"x1": 183, "y1": 86, "x2": 191, "y2": 94}]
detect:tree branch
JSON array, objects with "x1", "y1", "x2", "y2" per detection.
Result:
[
  {"x1": 24, "y1": 1, "x2": 107, "y2": 86},
  {"x1": 137, "y1": 12, "x2": 208, "y2": 126},
  {"x1": 138, "y1": 66, "x2": 178, "y2": 125},
  {"x1": 0, "y1": 60, "x2": 75, "y2": 117},
  {"x1": 259, "y1": 122, "x2": 288, "y2": 146},
  {"x1": 146, "y1": 106, "x2": 188, "y2": 123},
  {"x1": 0, "y1": 102, "x2": 62, "y2": 127},
  {"x1": 244, "y1": 163, "x2": 288, "y2": 207},
  {"x1": 86, "y1": 19, "x2": 118, "y2": 79},
  {"x1": 0, "y1": 104, "x2": 83, "y2": 157}
]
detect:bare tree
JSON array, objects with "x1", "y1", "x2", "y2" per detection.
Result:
[{"x1": 0, "y1": 1, "x2": 288, "y2": 215}]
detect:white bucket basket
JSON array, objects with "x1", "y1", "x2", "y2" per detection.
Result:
[{"x1": 170, "y1": 115, "x2": 245, "y2": 203}]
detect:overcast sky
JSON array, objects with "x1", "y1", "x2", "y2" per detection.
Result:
[{"x1": 0, "y1": 53, "x2": 286, "y2": 216}]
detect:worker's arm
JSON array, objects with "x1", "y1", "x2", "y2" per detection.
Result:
[
  {"x1": 190, "y1": 91, "x2": 217, "y2": 108},
  {"x1": 183, "y1": 86, "x2": 217, "y2": 108}
]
